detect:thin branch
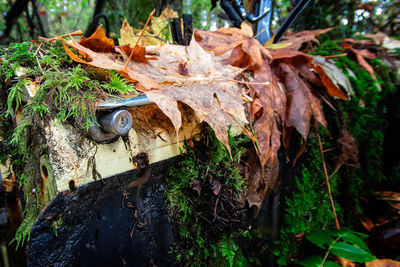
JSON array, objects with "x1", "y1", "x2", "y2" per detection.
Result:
[
  {"x1": 317, "y1": 132, "x2": 340, "y2": 230},
  {"x1": 124, "y1": 9, "x2": 155, "y2": 70}
]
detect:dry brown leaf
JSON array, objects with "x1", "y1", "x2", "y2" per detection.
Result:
[
  {"x1": 342, "y1": 42, "x2": 376, "y2": 78},
  {"x1": 242, "y1": 147, "x2": 279, "y2": 213},
  {"x1": 312, "y1": 56, "x2": 353, "y2": 99},
  {"x1": 194, "y1": 22, "x2": 272, "y2": 67},
  {"x1": 365, "y1": 32, "x2": 400, "y2": 50},
  {"x1": 366, "y1": 259, "x2": 400, "y2": 267},
  {"x1": 339, "y1": 257, "x2": 356, "y2": 267},
  {"x1": 63, "y1": 37, "x2": 160, "y2": 90},
  {"x1": 337, "y1": 127, "x2": 360, "y2": 167},
  {"x1": 272, "y1": 50, "x2": 348, "y2": 100},
  {"x1": 79, "y1": 26, "x2": 115, "y2": 52},
  {"x1": 117, "y1": 44, "x2": 156, "y2": 63},
  {"x1": 279, "y1": 27, "x2": 335, "y2": 51},
  {"x1": 376, "y1": 191, "x2": 400, "y2": 202},
  {"x1": 64, "y1": 31, "x2": 248, "y2": 152},
  {"x1": 343, "y1": 38, "x2": 375, "y2": 46},
  {"x1": 195, "y1": 22, "x2": 284, "y2": 171},
  {"x1": 276, "y1": 62, "x2": 327, "y2": 140}
]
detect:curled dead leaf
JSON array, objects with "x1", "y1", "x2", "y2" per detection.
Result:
[{"x1": 79, "y1": 26, "x2": 115, "y2": 52}]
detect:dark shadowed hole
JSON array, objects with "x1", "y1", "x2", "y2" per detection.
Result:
[
  {"x1": 95, "y1": 229, "x2": 99, "y2": 241},
  {"x1": 41, "y1": 165, "x2": 48, "y2": 178},
  {"x1": 69, "y1": 180, "x2": 76, "y2": 191}
]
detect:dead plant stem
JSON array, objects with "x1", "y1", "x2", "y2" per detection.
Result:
[
  {"x1": 124, "y1": 9, "x2": 155, "y2": 69},
  {"x1": 317, "y1": 132, "x2": 340, "y2": 230}
]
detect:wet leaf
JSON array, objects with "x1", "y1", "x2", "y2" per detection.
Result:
[
  {"x1": 272, "y1": 50, "x2": 348, "y2": 100},
  {"x1": 64, "y1": 33, "x2": 248, "y2": 152},
  {"x1": 195, "y1": 22, "x2": 283, "y2": 171},
  {"x1": 242, "y1": 147, "x2": 279, "y2": 212}
]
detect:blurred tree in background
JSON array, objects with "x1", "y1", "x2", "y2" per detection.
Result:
[{"x1": 0, "y1": 0, "x2": 398, "y2": 44}]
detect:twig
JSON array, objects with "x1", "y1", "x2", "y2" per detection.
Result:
[
  {"x1": 124, "y1": 9, "x2": 155, "y2": 69},
  {"x1": 35, "y1": 56, "x2": 42, "y2": 71},
  {"x1": 322, "y1": 53, "x2": 347, "y2": 59},
  {"x1": 316, "y1": 91, "x2": 337, "y2": 111},
  {"x1": 129, "y1": 221, "x2": 137, "y2": 238},
  {"x1": 317, "y1": 132, "x2": 340, "y2": 230},
  {"x1": 40, "y1": 30, "x2": 83, "y2": 43},
  {"x1": 33, "y1": 43, "x2": 42, "y2": 56}
]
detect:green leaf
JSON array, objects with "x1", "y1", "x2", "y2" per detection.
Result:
[
  {"x1": 340, "y1": 232, "x2": 369, "y2": 250},
  {"x1": 331, "y1": 242, "x2": 376, "y2": 262},
  {"x1": 323, "y1": 261, "x2": 341, "y2": 267},
  {"x1": 306, "y1": 230, "x2": 334, "y2": 248},
  {"x1": 297, "y1": 255, "x2": 323, "y2": 267},
  {"x1": 350, "y1": 230, "x2": 369, "y2": 240}
]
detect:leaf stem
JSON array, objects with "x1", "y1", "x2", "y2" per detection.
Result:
[
  {"x1": 124, "y1": 9, "x2": 155, "y2": 69},
  {"x1": 320, "y1": 236, "x2": 341, "y2": 267}
]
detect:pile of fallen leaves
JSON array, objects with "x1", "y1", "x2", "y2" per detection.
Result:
[{"x1": 47, "y1": 8, "x2": 399, "y2": 215}]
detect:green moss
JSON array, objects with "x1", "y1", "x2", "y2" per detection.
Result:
[
  {"x1": 274, "y1": 137, "x2": 342, "y2": 266},
  {"x1": 0, "y1": 40, "x2": 139, "y2": 248},
  {"x1": 166, "y1": 127, "x2": 252, "y2": 266},
  {"x1": 276, "y1": 38, "x2": 398, "y2": 265}
]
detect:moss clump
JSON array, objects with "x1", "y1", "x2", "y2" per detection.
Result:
[
  {"x1": 274, "y1": 136, "x2": 342, "y2": 266},
  {"x1": 166, "y1": 127, "x2": 255, "y2": 266},
  {"x1": 275, "y1": 38, "x2": 398, "y2": 265},
  {"x1": 0, "y1": 40, "x2": 139, "y2": 248}
]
